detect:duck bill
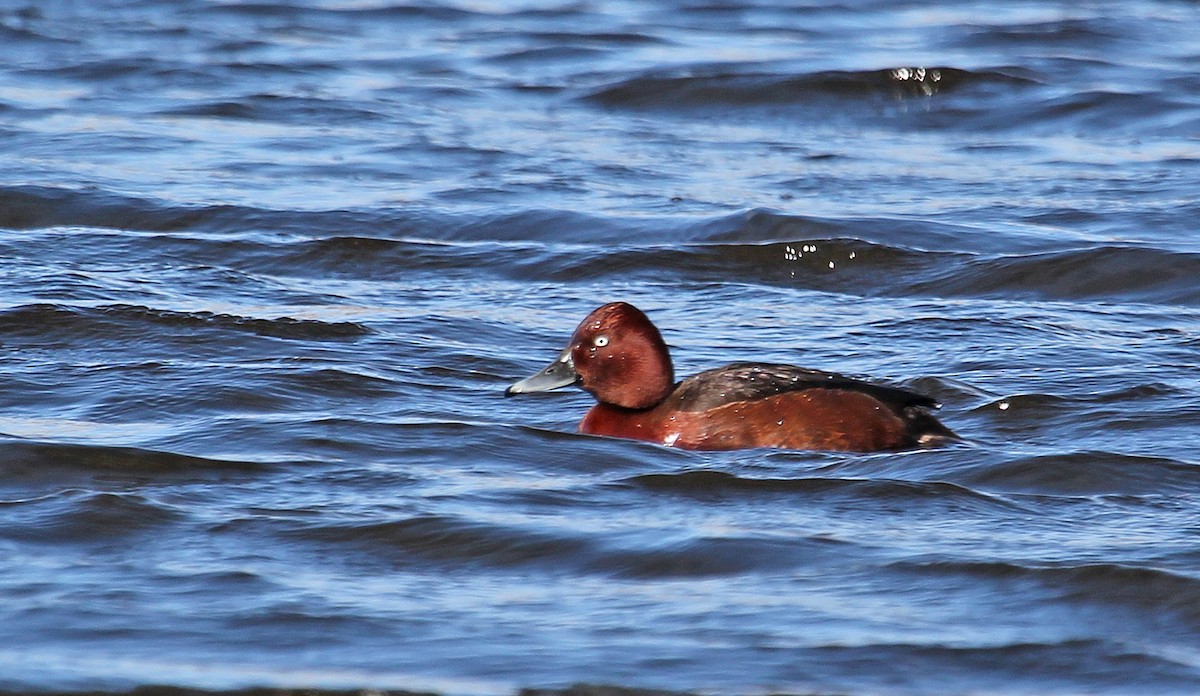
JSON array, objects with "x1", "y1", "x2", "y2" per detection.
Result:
[{"x1": 505, "y1": 346, "x2": 579, "y2": 396}]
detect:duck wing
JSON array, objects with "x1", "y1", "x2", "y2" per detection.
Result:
[{"x1": 670, "y1": 362, "x2": 939, "y2": 414}]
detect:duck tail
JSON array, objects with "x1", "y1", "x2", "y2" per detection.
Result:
[{"x1": 902, "y1": 406, "x2": 960, "y2": 448}]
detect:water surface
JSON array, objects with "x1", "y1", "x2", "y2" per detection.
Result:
[{"x1": 1, "y1": 1, "x2": 1199, "y2": 694}]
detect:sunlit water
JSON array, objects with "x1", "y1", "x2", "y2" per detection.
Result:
[{"x1": 1, "y1": 1, "x2": 1199, "y2": 695}]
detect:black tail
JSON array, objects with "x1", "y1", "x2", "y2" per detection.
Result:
[{"x1": 902, "y1": 406, "x2": 960, "y2": 448}]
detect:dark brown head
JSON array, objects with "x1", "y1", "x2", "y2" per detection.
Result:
[{"x1": 506, "y1": 302, "x2": 675, "y2": 410}]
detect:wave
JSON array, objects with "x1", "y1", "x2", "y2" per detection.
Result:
[
  {"x1": 952, "y1": 17, "x2": 1124, "y2": 48},
  {"x1": 158, "y1": 94, "x2": 388, "y2": 125},
  {"x1": 803, "y1": 637, "x2": 1199, "y2": 692},
  {"x1": 623, "y1": 469, "x2": 1008, "y2": 507},
  {"x1": 502, "y1": 236, "x2": 946, "y2": 294},
  {"x1": 0, "y1": 490, "x2": 182, "y2": 544},
  {"x1": 229, "y1": 207, "x2": 1200, "y2": 306},
  {"x1": 0, "y1": 185, "x2": 649, "y2": 244},
  {"x1": 958, "y1": 450, "x2": 1200, "y2": 496},
  {"x1": 0, "y1": 185, "x2": 428, "y2": 236},
  {"x1": 585, "y1": 66, "x2": 1037, "y2": 108},
  {"x1": 289, "y1": 513, "x2": 593, "y2": 570},
  {"x1": 0, "y1": 185, "x2": 257, "y2": 234},
  {"x1": 0, "y1": 441, "x2": 274, "y2": 506},
  {"x1": 895, "y1": 559, "x2": 1200, "y2": 626},
  {"x1": 0, "y1": 440, "x2": 271, "y2": 477},
  {"x1": 8, "y1": 192, "x2": 1197, "y2": 306},
  {"x1": 582, "y1": 56, "x2": 1189, "y2": 136},
  {"x1": 914, "y1": 245, "x2": 1200, "y2": 305},
  {"x1": 0, "y1": 683, "x2": 694, "y2": 696},
  {"x1": 0, "y1": 303, "x2": 370, "y2": 342},
  {"x1": 593, "y1": 534, "x2": 842, "y2": 579},
  {"x1": 199, "y1": 2, "x2": 476, "y2": 21},
  {"x1": 500, "y1": 236, "x2": 1200, "y2": 305},
  {"x1": 287, "y1": 507, "x2": 851, "y2": 578}
]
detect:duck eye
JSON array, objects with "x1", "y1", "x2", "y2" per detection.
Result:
[{"x1": 593, "y1": 335, "x2": 609, "y2": 348}]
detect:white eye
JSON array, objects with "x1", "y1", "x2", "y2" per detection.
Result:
[{"x1": 593, "y1": 335, "x2": 609, "y2": 347}]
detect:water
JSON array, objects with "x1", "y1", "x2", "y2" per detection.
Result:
[{"x1": 1, "y1": 1, "x2": 1199, "y2": 694}]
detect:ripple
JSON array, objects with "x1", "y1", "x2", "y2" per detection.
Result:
[
  {"x1": 159, "y1": 94, "x2": 388, "y2": 125},
  {"x1": 0, "y1": 303, "x2": 370, "y2": 342},
  {"x1": 917, "y1": 245, "x2": 1200, "y2": 305},
  {"x1": 624, "y1": 469, "x2": 1010, "y2": 507},
  {"x1": 0, "y1": 490, "x2": 181, "y2": 544},
  {"x1": 592, "y1": 534, "x2": 847, "y2": 579},
  {"x1": 804, "y1": 638, "x2": 1199, "y2": 692},
  {"x1": 585, "y1": 66, "x2": 1037, "y2": 109},
  {"x1": 290, "y1": 514, "x2": 594, "y2": 571},
  {"x1": 895, "y1": 559, "x2": 1200, "y2": 625},
  {"x1": 959, "y1": 450, "x2": 1200, "y2": 496},
  {"x1": 0, "y1": 440, "x2": 273, "y2": 481},
  {"x1": 3, "y1": 1, "x2": 1200, "y2": 694}
]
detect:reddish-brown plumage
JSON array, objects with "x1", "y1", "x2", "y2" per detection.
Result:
[
  {"x1": 506, "y1": 302, "x2": 956, "y2": 452},
  {"x1": 566, "y1": 302, "x2": 674, "y2": 410},
  {"x1": 581, "y1": 389, "x2": 913, "y2": 451}
]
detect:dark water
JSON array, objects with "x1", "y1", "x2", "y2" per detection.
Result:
[{"x1": 2, "y1": 1, "x2": 1199, "y2": 694}]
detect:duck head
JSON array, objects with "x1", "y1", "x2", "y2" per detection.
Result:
[{"x1": 505, "y1": 302, "x2": 675, "y2": 410}]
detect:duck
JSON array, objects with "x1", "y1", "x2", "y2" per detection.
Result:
[{"x1": 505, "y1": 302, "x2": 956, "y2": 452}]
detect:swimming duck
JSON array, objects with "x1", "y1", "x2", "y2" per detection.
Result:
[{"x1": 506, "y1": 302, "x2": 956, "y2": 452}]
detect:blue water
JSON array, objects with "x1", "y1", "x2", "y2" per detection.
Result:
[{"x1": 1, "y1": 1, "x2": 1199, "y2": 694}]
